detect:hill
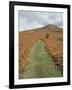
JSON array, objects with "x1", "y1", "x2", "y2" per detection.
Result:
[{"x1": 19, "y1": 24, "x2": 63, "y2": 79}]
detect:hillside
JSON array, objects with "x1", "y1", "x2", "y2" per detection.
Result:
[{"x1": 19, "y1": 24, "x2": 63, "y2": 79}]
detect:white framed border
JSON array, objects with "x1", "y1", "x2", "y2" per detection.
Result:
[{"x1": 14, "y1": 5, "x2": 67, "y2": 85}]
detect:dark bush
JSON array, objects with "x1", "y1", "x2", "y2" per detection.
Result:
[{"x1": 45, "y1": 33, "x2": 49, "y2": 38}]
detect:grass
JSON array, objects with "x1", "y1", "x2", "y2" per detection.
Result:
[{"x1": 20, "y1": 40, "x2": 63, "y2": 79}]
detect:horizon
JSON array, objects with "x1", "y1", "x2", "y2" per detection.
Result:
[{"x1": 19, "y1": 24, "x2": 63, "y2": 32}]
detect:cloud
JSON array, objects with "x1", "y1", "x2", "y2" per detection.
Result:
[{"x1": 19, "y1": 11, "x2": 63, "y2": 31}]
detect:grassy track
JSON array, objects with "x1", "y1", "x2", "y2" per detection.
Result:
[{"x1": 20, "y1": 40, "x2": 63, "y2": 79}]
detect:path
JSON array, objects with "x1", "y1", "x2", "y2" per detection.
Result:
[{"x1": 20, "y1": 40, "x2": 62, "y2": 79}]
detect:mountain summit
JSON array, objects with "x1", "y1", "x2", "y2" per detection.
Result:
[{"x1": 43, "y1": 24, "x2": 61, "y2": 29}]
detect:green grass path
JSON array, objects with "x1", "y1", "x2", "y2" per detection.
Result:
[{"x1": 20, "y1": 40, "x2": 62, "y2": 79}]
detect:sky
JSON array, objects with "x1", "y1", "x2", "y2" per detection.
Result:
[{"x1": 19, "y1": 10, "x2": 63, "y2": 31}]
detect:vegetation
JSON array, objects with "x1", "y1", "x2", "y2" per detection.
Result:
[
  {"x1": 45, "y1": 33, "x2": 49, "y2": 38},
  {"x1": 19, "y1": 24, "x2": 63, "y2": 79},
  {"x1": 20, "y1": 40, "x2": 62, "y2": 79}
]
